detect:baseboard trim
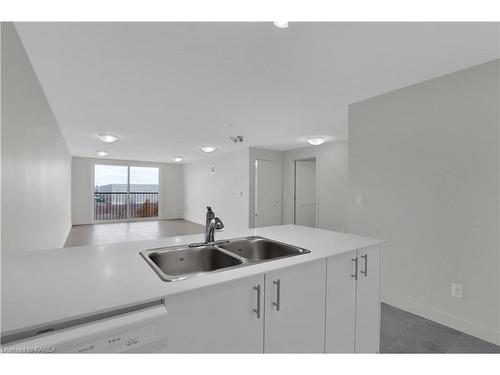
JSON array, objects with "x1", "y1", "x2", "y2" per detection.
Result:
[
  {"x1": 382, "y1": 292, "x2": 500, "y2": 346},
  {"x1": 72, "y1": 217, "x2": 186, "y2": 226},
  {"x1": 61, "y1": 222, "x2": 72, "y2": 248}
]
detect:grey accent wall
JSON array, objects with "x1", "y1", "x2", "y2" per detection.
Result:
[
  {"x1": 1, "y1": 23, "x2": 72, "y2": 251},
  {"x1": 348, "y1": 60, "x2": 500, "y2": 344}
]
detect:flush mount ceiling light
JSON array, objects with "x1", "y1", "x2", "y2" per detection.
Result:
[
  {"x1": 201, "y1": 146, "x2": 217, "y2": 153},
  {"x1": 97, "y1": 133, "x2": 120, "y2": 143},
  {"x1": 172, "y1": 156, "x2": 183, "y2": 162},
  {"x1": 274, "y1": 21, "x2": 289, "y2": 28},
  {"x1": 96, "y1": 150, "x2": 110, "y2": 157},
  {"x1": 307, "y1": 137, "x2": 326, "y2": 146}
]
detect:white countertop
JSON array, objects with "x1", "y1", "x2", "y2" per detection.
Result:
[{"x1": 1, "y1": 225, "x2": 382, "y2": 336}]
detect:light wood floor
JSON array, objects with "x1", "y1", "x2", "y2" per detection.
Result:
[{"x1": 64, "y1": 219, "x2": 205, "y2": 247}]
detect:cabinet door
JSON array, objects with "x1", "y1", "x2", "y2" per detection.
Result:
[
  {"x1": 325, "y1": 250, "x2": 357, "y2": 353},
  {"x1": 163, "y1": 274, "x2": 264, "y2": 353},
  {"x1": 264, "y1": 259, "x2": 326, "y2": 353},
  {"x1": 355, "y1": 245, "x2": 382, "y2": 353}
]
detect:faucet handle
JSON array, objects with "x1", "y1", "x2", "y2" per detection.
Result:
[{"x1": 213, "y1": 217, "x2": 224, "y2": 230}]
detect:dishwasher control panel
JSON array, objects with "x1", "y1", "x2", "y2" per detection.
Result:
[{"x1": 70, "y1": 324, "x2": 159, "y2": 353}]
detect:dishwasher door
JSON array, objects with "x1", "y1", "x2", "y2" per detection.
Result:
[{"x1": 2, "y1": 305, "x2": 168, "y2": 353}]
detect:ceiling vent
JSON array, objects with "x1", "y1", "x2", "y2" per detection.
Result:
[{"x1": 230, "y1": 136, "x2": 244, "y2": 143}]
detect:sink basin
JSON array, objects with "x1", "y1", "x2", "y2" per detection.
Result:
[
  {"x1": 141, "y1": 236, "x2": 310, "y2": 282},
  {"x1": 141, "y1": 245, "x2": 245, "y2": 282},
  {"x1": 219, "y1": 236, "x2": 310, "y2": 261}
]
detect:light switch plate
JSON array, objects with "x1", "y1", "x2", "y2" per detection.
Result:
[
  {"x1": 452, "y1": 283, "x2": 463, "y2": 298},
  {"x1": 356, "y1": 193, "x2": 364, "y2": 207}
]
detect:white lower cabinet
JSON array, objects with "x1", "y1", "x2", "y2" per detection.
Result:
[
  {"x1": 163, "y1": 274, "x2": 265, "y2": 353},
  {"x1": 325, "y1": 250, "x2": 357, "y2": 353},
  {"x1": 325, "y1": 244, "x2": 382, "y2": 353},
  {"x1": 163, "y1": 247, "x2": 381, "y2": 353},
  {"x1": 264, "y1": 259, "x2": 327, "y2": 353},
  {"x1": 355, "y1": 245, "x2": 382, "y2": 353}
]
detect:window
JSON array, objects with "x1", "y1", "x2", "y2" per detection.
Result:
[{"x1": 94, "y1": 165, "x2": 159, "y2": 221}]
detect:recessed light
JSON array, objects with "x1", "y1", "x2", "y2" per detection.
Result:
[
  {"x1": 274, "y1": 21, "x2": 289, "y2": 28},
  {"x1": 172, "y1": 157, "x2": 183, "y2": 162},
  {"x1": 201, "y1": 146, "x2": 217, "y2": 153},
  {"x1": 96, "y1": 150, "x2": 110, "y2": 157},
  {"x1": 97, "y1": 133, "x2": 119, "y2": 143},
  {"x1": 307, "y1": 137, "x2": 326, "y2": 146}
]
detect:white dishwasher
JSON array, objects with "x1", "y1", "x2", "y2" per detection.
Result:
[{"x1": 2, "y1": 303, "x2": 168, "y2": 353}]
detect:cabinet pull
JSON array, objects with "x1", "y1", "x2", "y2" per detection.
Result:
[
  {"x1": 253, "y1": 284, "x2": 261, "y2": 319},
  {"x1": 273, "y1": 279, "x2": 281, "y2": 311},
  {"x1": 351, "y1": 257, "x2": 358, "y2": 280},
  {"x1": 360, "y1": 254, "x2": 368, "y2": 277}
]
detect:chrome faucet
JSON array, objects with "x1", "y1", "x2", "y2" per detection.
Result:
[
  {"x1": 205, "y1": 206, "x2": 224, "y2": 243},
  {"x1": 206, "y1": 217, "x2": 224, "y2": 243}
]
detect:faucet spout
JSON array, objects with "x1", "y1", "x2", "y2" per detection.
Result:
[{"x1": 206, "y1": 217, "x2": 224, "y2": 243}]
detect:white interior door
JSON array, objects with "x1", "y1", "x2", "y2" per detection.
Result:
[
  {"x1": 264, "y1": 259, "x2": 327, "y2": 353},
  {"x1": 294, "y1": 160, "x2": 316, "y2": 227},
  {"x1": 355, "y1": 245, "x2": 382, "y2": 353},
  {"x1": 255, "y1": 159, "x2": 282, "y2": 227}
]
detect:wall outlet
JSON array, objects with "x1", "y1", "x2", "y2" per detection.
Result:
[{"x1": 451, "y1": 283, "x2": 463, "y2": 298}]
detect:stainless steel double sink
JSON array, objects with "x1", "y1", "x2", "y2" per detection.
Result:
[{"x1": 140, "y1": 236, "x2": 311, "y2": 282}]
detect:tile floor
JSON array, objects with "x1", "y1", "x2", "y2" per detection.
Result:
[
  {"x1": 380, "y1": 303, "x2": 500, "y2": 353},
  {"x1": 64, "y1": 219, "x2": 205, "y2": 247}
]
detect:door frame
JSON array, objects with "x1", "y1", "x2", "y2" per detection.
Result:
[{"x1": 292, "y1": 157, "x2": 318, "y2": 227}]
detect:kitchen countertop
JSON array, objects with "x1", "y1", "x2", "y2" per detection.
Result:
[{"x1": 1, "y1": 225, "x2": 382, "y2": 337}]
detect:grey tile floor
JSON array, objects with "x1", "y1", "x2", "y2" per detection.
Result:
[{"x1": 380, "y1": 303, "x2": 500, "y2": 353}]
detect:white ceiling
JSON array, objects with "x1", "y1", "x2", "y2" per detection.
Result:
[{"x1": 15, "y1": 22, "x2": 500, "y2": 163}]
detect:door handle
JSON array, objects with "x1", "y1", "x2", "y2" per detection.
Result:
[
  {"x1": 360, "y1": 254, "x2": 368, "y2": 277},
  {"x1": 273, "y1": 279, "x2": 281, "y2": 311},
  {"x1": 351, "y1": 257, "x2": 358, "y2": 280},
  {"x1": 253, "y1": 284, "x2": 261, "y2": 319}
]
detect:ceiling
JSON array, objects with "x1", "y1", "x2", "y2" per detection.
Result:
[{"x1": 15, "y1": 22, "x2": 500, "y2": 163}]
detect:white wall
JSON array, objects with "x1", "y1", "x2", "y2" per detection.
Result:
[
  {"x1": 183, "y1": 149, "x2": 249, "y2": 230},
  {"x1": 1, "y1": 23, "x2": 72, "y2": 252},
  {"x1": 348, "y1": 60, "x2": 500, "y2": 344},
  {"x1": 71, "y1": 157, "x2": 184, "y2": 225},
  {"x1": 282, "y1": 141, "x2": 348, "y2": 232},
  {"x1": 248, "y1": 147, "x2": 283, "y2": 228}
]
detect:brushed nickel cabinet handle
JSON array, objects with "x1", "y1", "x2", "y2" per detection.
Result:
[
  {"x1": 253, "y1": 285, "x2": 261, "y2": 319},
  {"x1": 273, "y1": 279, "x2": 281, "y2": 311},
  {"x1": 351, "y1": 257, "x2": 359, "y2": 280},
  {"x1": 360, "y1": 254, "x2": 368, "y2": 277}
]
